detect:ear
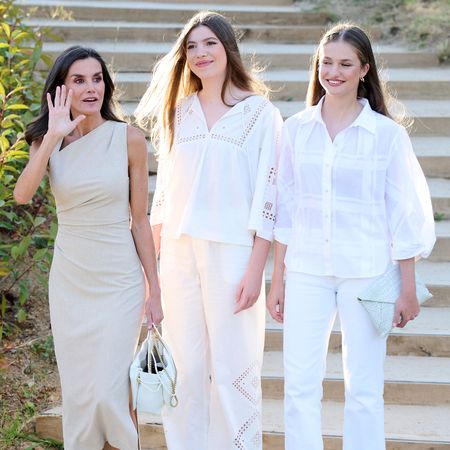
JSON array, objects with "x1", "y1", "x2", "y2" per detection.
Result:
[{"x1": 361, "y1": 63, "x2": 370, "y2": 78}]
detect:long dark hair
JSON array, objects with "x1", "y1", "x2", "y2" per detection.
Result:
[
  {"x1": 135, "y1": 11, "x2": 268, "y2": 153},
  {"x1": 25, "y1": 46, "x2": 123, "y2": 145},
  {"x1": 306, "y1": 23, "x2": 392, "y2": 118}
]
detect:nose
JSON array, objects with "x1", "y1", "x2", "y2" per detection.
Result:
[{"x1": 195, "y1": 44, "x2": 207, "y2": 58}]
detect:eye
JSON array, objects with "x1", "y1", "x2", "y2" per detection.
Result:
[
  {"x1": 74, "y1": 78, "x2": 84, "y2": 84},
  {"x1": 321, "y1": 61, "x2": 331, "y2": 65},
  {"x1": 341, "y1": 63, "x2": 352, "y2": 67},
  {"x1": 94, "y1": 76, "x2": 103, "y2": 83},
  {"x1": 206, "y1": 40, "x2": 217, "y2": 46},
  {"x1": 187, "y1": 44, "x2": 195, "y2": 50}
]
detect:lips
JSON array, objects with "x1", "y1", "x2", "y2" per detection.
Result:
[
  {"x1": 195, "y1": 60, "x2": 213, "y2": 68},
  {"x1": 82, "y1": 97, "x2": 98, "y2": 102},
  {"x1": 327, "y1": 80, "x2": 344, "y2": 86}
]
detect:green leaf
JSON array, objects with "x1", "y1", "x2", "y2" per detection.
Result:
[
  {"x1": 33, "y1": 247, "x2": 48, "y2": 261},
  {"x1": 1, "y1": 23, "x2": 11, "y2": 38},
  {"x1": 11, "y1": 245, "x2": 20, "y2": 259},
  {"x1": 6, "y1": 104, "x2": 29, "y2": 110},
  {"x1": 34, "y1": 216, "x2": 47, "y2": 227},
  {"x1": 17, "y1": 308, "x2": 27, "y2": 322}
]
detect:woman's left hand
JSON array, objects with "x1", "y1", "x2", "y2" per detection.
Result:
[
  {"x1": 235, "y1": 267, "x2": 263, "y2": 314},
  {"x1": 393, "y1": 291, "x2": 420, "y2": 328},
  {"x1": 145, "y1": 287, "x2": 163, "y2": 327}
]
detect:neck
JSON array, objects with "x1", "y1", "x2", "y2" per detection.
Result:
[
  {"x1": 73, "y1": 113, "x2": 106, "y2": 136},
  {"x1": 321, "y1": 94, "x2": 363, "y2": 126}
]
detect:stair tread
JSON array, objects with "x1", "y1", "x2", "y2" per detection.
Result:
[
  {"x1": 20, "y1": 0, "x2": 311, "y2": 13},
  {"x1": 265, "y1": 307, "x2": 450, "y2": 337},
  {"x1": 263, "y1": 351, "x2": 450, "y2": 384},
  {"x1": 38, "y1": 401, "x2": 450, "y2": 442}
]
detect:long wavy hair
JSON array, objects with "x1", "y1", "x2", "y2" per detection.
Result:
[
  {"x1": 306, "y1": 23, "x2": 394, "y2": 119},
  {"x1": 135, "y1": 11, "x2": 269, "y2": 153},
  {"x1": 25, "y1": 46, "x2": 123, "y2": 145}
]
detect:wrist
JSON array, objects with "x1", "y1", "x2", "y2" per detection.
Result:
[{"x1": 43, "y1": 131, "x2": 63, "y2": 147}]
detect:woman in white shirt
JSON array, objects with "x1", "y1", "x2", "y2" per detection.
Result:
[
  {"x1": 136, "y1": 11, "x2": 282, "y2": 450},
  {"x1": 267, "y1": 23, "x2": 435, "y2": 450}
]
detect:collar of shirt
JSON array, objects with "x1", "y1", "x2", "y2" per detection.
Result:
[{"x1": 300, "y1": 96, "x2": 377, "y2": 135}]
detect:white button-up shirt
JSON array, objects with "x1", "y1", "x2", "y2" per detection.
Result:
[
  {"x1": 275, "y1": 97, "x2": 435, "y2": 278},
  {"x1": 151, "y1": 93, "x2": 283, "y2": 246}
]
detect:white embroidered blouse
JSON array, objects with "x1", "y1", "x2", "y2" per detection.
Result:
[
  {"x1": 275, "y1": 97, "x2": 436, "y2": 278},
  {"x1": 150, "y1": 93, "x2": 283, "y2": 246}
]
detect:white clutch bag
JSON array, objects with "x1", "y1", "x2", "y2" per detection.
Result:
[
  {"x1": 357, "y1": 263, "x2": 432, "y2": 337},
  {"x1": 129, "y1": 324, "x2": 178, "y2": 414}
]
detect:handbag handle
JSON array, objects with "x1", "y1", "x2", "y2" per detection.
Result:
[{"x1": 148, "y1": 324, "x2": 179, "y2": 407}]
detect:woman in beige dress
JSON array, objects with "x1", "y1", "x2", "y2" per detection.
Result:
[{"x1": 14, "y1": 46, "x2": 162, "y2": 450}]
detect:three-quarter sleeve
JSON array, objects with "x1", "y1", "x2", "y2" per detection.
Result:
[
  {"x1": 149, "y1": 149, "x2": 170, "y2": 227},
  {"x1": 248, "y1": 106, "x2": 283, "y2": 242},
  {"x1": 274, "y1": 120, "x2": 296, "y2": 245},
  {"x1": 385, "y1": 127, "x2": 436, "y2": 260}
]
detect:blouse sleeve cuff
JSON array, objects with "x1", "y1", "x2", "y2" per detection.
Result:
[
  {"x1": 392, "y1": 240, "x2": 436, "y2": 261},
  {"x1": 274, "y1": 227, "x2": 291, "y2": 245}
]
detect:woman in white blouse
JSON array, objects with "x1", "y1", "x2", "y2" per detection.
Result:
[
  {"x1": 135, "y1": 11, "x2": 282, "y2": 450},
  {"x1": 267, "y1": 23, "x2": 435, "y2": 450}
]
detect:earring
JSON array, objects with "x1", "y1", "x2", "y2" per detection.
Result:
[{"x1": 360, "y1": 76, "x2": 365, "y2": 83}]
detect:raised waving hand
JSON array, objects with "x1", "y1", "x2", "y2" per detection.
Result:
[{"x1": 47, "y1": 85, "x2": 85, "y2": 139}]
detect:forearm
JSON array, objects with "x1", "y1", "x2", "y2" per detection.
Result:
[
  {"x1": 398, "y1": 257, "x2": 416, "y2": 296},
  {"x1": 131, "y1": 219, "x2": 160, "y2": 295},
  {"x1": 14, "y1": 133, "x2": 59, "y2": 204},
  {"x1": 248, "y1": 236, "x2": 271, "y2": 276},
  {"x1": 271, "y1": 240, "x2": 287, "y2": 283},
  {"x1": 151, "y1": 223, "x2": 162, "y2": 258}
]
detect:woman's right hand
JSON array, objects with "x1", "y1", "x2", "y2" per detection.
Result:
[
  {"x1": 46, "y1": 85, "x2": 85, "y2": 139},
  {"x1": 267, "y1": 278, "x2": 285, "y2": 323}
]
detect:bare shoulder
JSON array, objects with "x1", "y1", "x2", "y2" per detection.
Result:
[{"x1": 127, "y1": 124, "x2": 146, "y2": 146}]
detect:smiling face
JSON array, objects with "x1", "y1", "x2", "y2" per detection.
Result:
[
  {"x1": 64, "y1": 57, "x2": 105, "y2": 117},
  {"x1": 318, "y1": 40, "x2": 369, "y2": 100},
  {"x1": 186, "y1": 25, "x2": 228, "y2": 84}
]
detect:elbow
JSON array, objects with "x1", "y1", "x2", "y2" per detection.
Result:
[{"x1": 13, "y1": 187, "x2": 30, "y2": 205}]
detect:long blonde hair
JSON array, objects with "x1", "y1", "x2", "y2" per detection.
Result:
[{"x1": 134, "y1": 11, "x2": 268, "y2": 153}]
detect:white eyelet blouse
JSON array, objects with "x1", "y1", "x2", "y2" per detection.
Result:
[
  {"x1": 150, "y1": 93, "x2": 283, "y2": 246},
  {"x1": 275, "y1": 97, "x2": 436, "y2": 278}
]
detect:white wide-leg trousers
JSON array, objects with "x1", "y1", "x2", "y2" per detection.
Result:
[
  {"x1": 284, "y1": 271, "x2": 387, "y2": 450},
  {"x1": 159, "y1": 236, "x2": 265, "y2": 450}
]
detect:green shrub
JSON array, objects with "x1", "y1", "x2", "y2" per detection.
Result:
[{"x1": 0, "y1": 0, "x2": 55, "y2": 340}]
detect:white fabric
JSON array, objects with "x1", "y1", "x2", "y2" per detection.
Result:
[
  {"x1": 150, "y1": 93, "x2": 283, "y2": 245},
  {"x1": 284, "y1": 271, "x2": 387, "y2": 450},
  {"x1": 275, "y1": 97, "x2": 435, "y2": 278},
  {"x1": 159, "y1": 236, "x2": 265, "y2": 450}
]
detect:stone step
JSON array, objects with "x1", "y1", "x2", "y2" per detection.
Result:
[
  {"x1": 414, "y1": 261, "x2": 450, "y2": 307},
  {"x1": 110, "y1": 69, "x2": 450, "y2": 102},
  {"x1": 20, "y1": 0, "x2": 330, "y2": 25},
  {"x1": 271, "y1": 100, "x2": 450, "y2": 136},
  {"x1": 262, "y1": 351, "x2": 450, "y2": 405},
  {"x1": 146, "y1": 135, "x2": 450, "y2": 179},
  {"x1": 428, "y1": 178, "x2": 450, "y2": 218},
  {"x1": 414, "y1": 137, "x2": 450, "y2": 179},
  {"x1": 264, "y1": 307, "x2": 450, "y2": 357},
  {"x1": 40, "y1": 41, "x2": 441, "y2": 71},
  {"x1": 34, "y1": 402, "x2": 450, "y2": 449},
  {"x1": 432, "y1": 220, "x2": 450, "y2": 262},
  {"x1": 126, "y1": 99, "x2": 450, "y2": 137},
  {"x1": 27, "y1": 19, "x2": 326, "y2": 43}
]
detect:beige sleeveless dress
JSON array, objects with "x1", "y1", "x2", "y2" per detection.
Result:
[{"x1": 48, "y1": 121, "x2": 144, "y2": 450}]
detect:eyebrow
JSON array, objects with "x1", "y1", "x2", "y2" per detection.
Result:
[
  {"x1": 186, "y1": 37, "x2": 219, "y2": 45},
  {"x1": 322, "y1": 57, "x2": 354, "y2": 62},
  {"x1": 69, "y1": 71, "x2": 103, "y2": 78}
]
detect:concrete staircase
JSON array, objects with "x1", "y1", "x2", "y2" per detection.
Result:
[{"x1": 20, "y1": 0, "x2": 450, "y2": 448}]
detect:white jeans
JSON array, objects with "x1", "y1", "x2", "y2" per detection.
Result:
[
  {"x1": 284, "y1": 272, "x2": 387, "y2": 450},
  {"x1": 160, "y1": 236, "x2": 265, "y2": 450}
]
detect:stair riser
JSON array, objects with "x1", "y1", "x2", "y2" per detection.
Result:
[
  {"x1": 432, "y1": 198, "x2": 450, "y2": 219},
  {"x1": 34, "y1": 418, "x2": 450, "y2": 450},
  {"x1": 25, "y1": 5, "x2": 330, "y2": 25},
  {"x1": 265, "y1": 330, "x2": 450, "y2": 357},
  {"x1": 41, "y1": 49, "x2": 439, "y2": 71},
  {"x1": 429, "y1": 236, "x2": 450, "y2": 262},
  {"x1": 116, "y1": 79, "x2": 450, "y2": 102},
  {"x1": 38, "y1": 24, "x2": 326, "y2": 43},
  {"x1": 262, "y1": 378, "x2": 450, "y2": 405},
  {"x1": 419, "y1": 156, "x2": 450, "y2": 179}
]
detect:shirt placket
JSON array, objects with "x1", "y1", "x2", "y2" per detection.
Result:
[{"x1": 322, "y1": 138, "x2": 336, "y2": 274}]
